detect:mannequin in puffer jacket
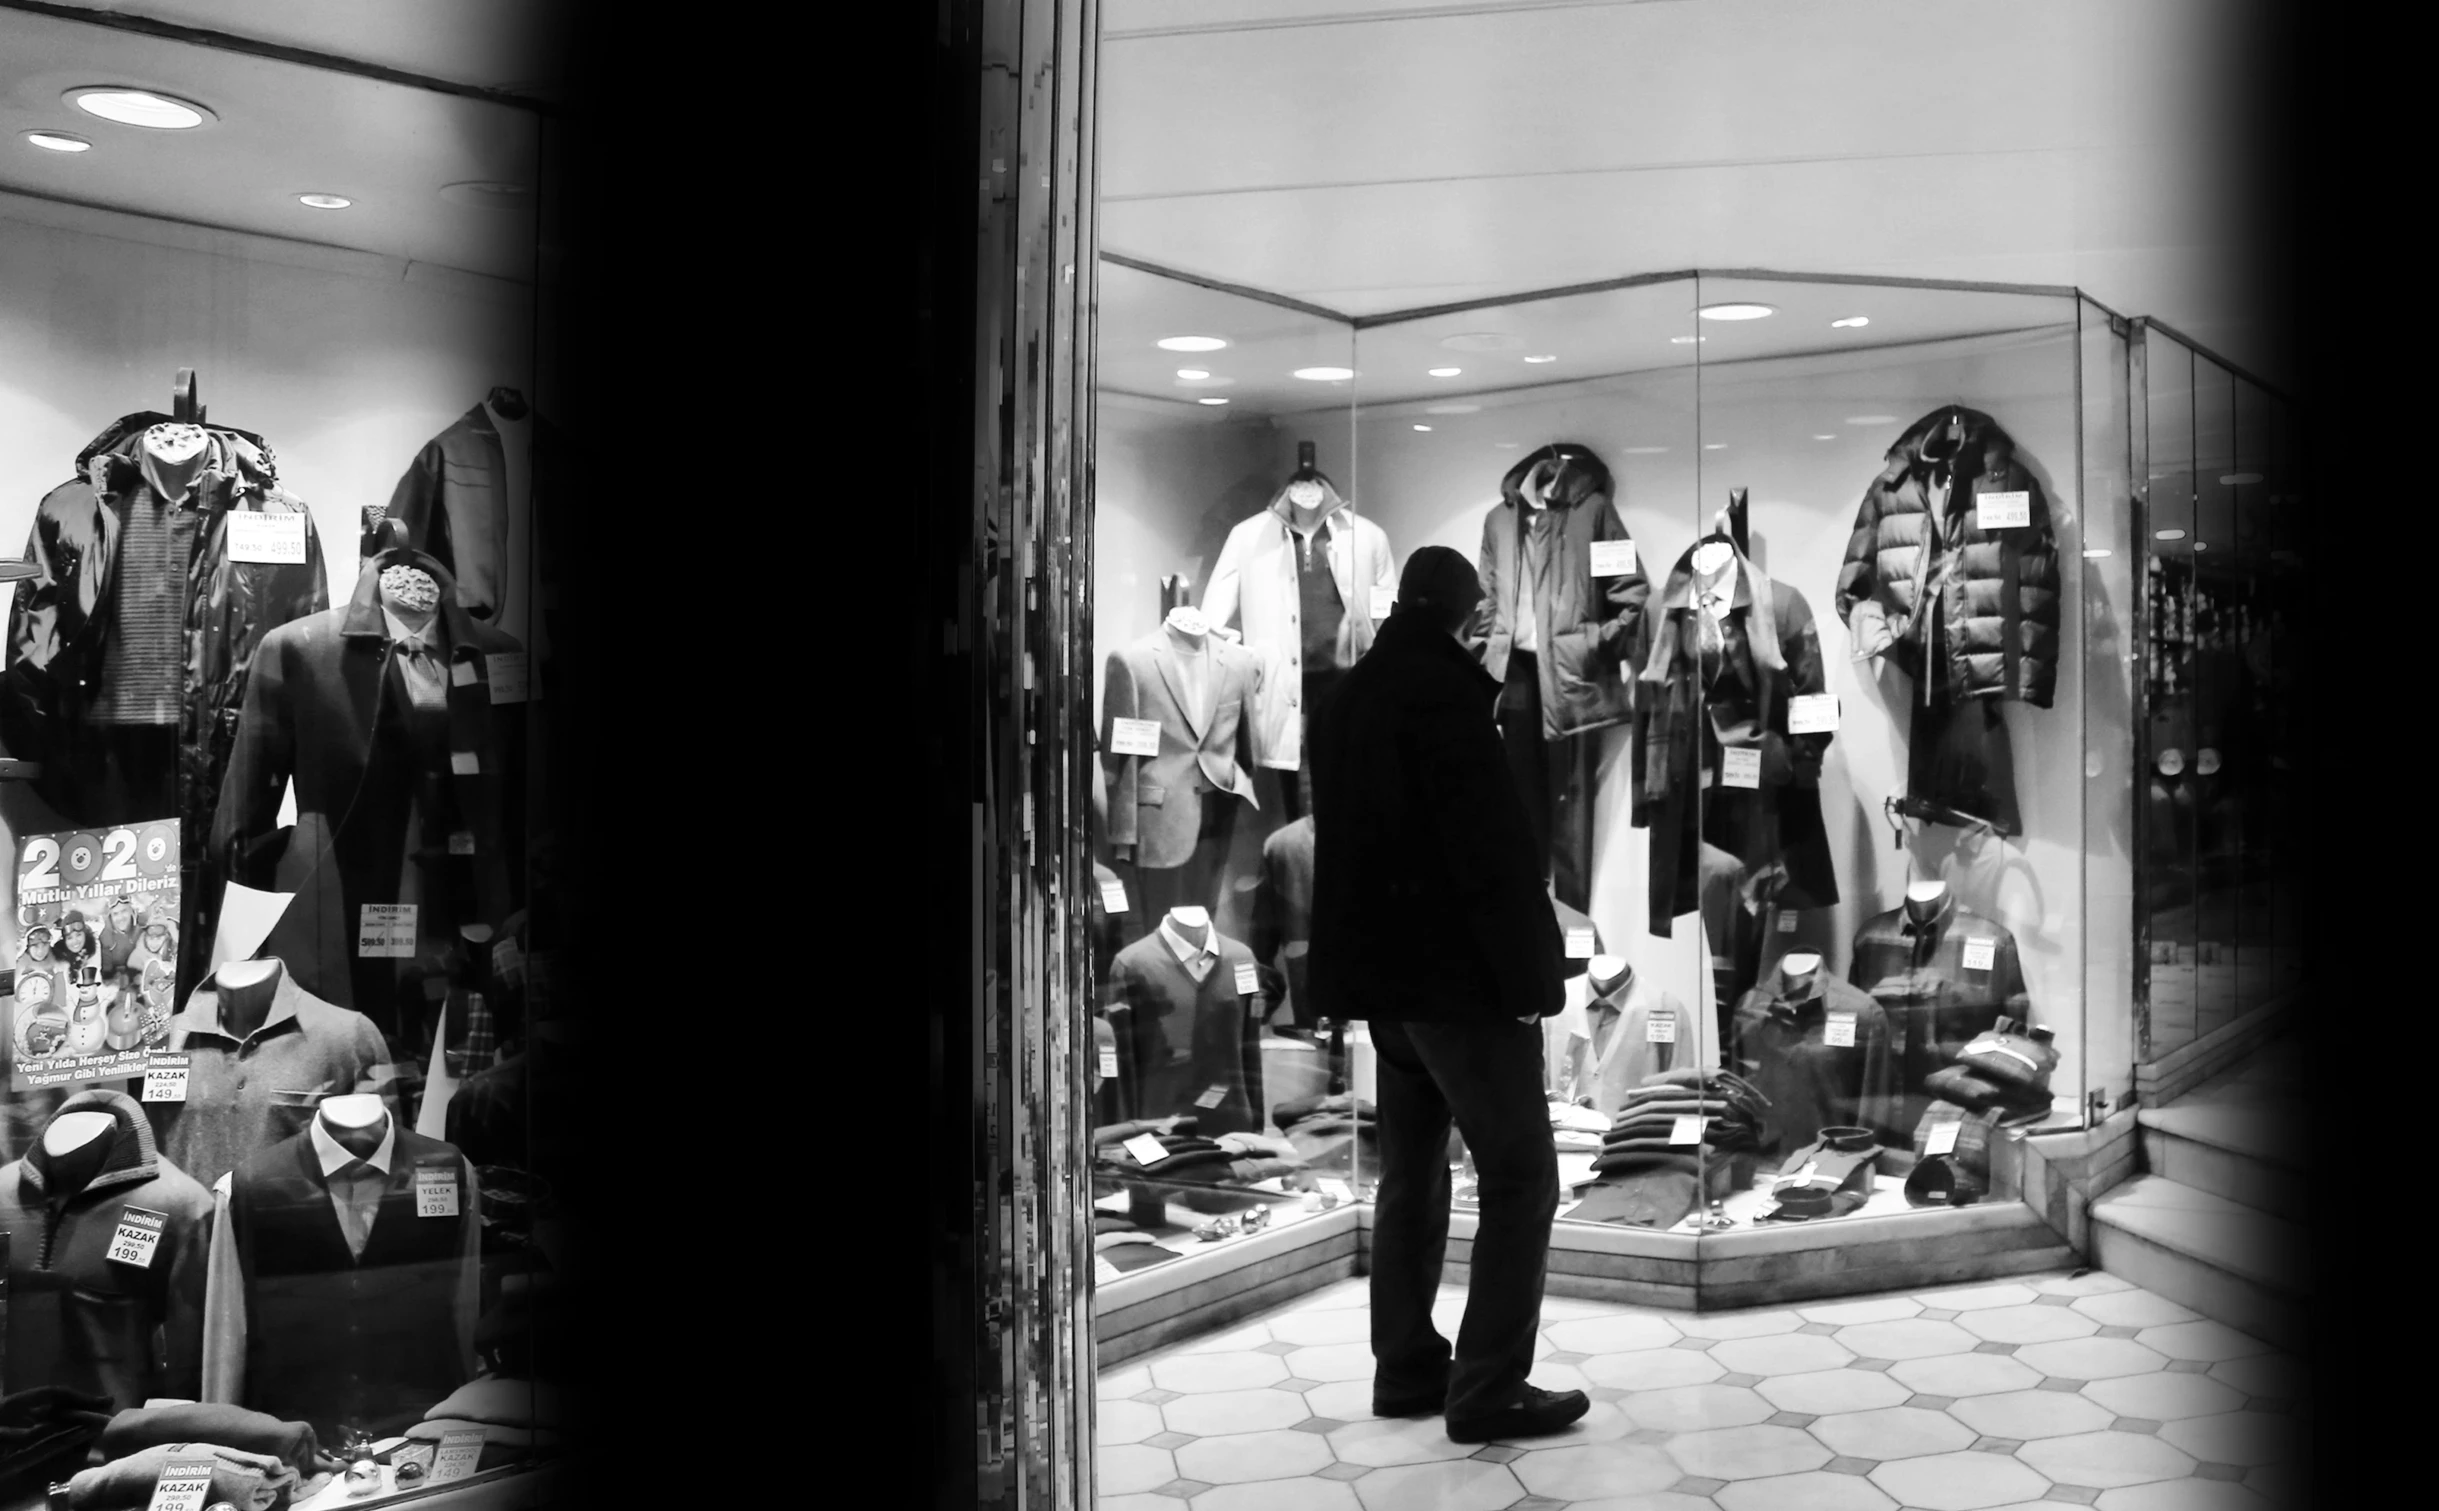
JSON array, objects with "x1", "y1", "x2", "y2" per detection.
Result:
[{"x1": 1835, "y1": 407, "x2": 2059, "y2": 834}]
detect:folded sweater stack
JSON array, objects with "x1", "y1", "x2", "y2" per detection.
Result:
[{"x1": 1588, "y1": 1069, "x2": 1773, "y2": 1175}]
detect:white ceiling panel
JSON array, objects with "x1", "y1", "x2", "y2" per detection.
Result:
[{"x1": 34, "y1": 1, "x2": 568, "y2": 95}]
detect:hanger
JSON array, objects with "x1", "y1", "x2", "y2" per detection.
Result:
[
  {"x1": 172, "y1": 368, "x2": 204, "y2": 424},
  {"x1": 1288, "y1": 440, "x2": 1337, "y2": 492},
  {"x1": 486, "y1": 386, "x2": 530, "y2": 421}
]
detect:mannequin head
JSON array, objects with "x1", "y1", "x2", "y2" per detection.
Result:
[
  {"x1": 1285, "y1": 479, "x2": 1326, "y2": 512},
  {"x1": 1903, "y1": 878, "x2": 1950, "y2": 923},
  {"x1": 139, "y1": 422, "x2": 211, "y2": 504},
  {"x1": 1781, "y1": 950, "x2": 1823, "y2": 980},
  {"x1": 379, "y1": 563, "x2": 442, "y2": 617},
  {"x1": 1691, "y1": 539, "x2": 1735, "y2": 580},
  {"x1": 1163, "y1": 605, "x2": 1209, "y2": 641}
]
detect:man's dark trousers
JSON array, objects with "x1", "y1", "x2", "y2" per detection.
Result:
[{"x1": 1368, "y1": 1016, "x2": 1560, "y2": 1422}]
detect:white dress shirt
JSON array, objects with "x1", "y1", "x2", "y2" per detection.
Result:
[
  {"x1": 1158, "y1": 917, "x2": 1220, "y2": 983},
  {"x1": 309, "y1": 1113, "x2": 398, "y2": 1260},
  {"x1": 381, "y1": 604, "x2": 448, "y2": 710}
]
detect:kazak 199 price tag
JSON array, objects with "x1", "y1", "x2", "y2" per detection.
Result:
[
  {"x1": 485, "y1": 652, "x2": 531, "y2": 704},
  {"x1": 1370, "y1": 585, "x2": 1396, "y2": 619},
  {"x1": 359, "y1": 903, "x2": 417, "y2": 958},
  {"x1": 1564, "y1": 927, "x2": 1595, "y2": 959},
  {"x1": 142, "y1": 1053, "x2": 190, "y2": 1103},
  {"x1": 1721, "y1": 747, "x2": 1762, "y2": 789},
  {"x1": 1646, "y1": 1011, "x2": 1677, "y2": 1044},
  {"x1": 107, "y1": 1206, "x2": 167, "y2": 1269},
  {"x1": 1100, "y1": 879, "x2": 1129, "y2": 914},
  {"x1": 414, "y1": 1163, "x2": 461, "y2": 1218},
  {"x1": 1668, "y1": 1115, "x2": 1705, "y2": 1146},
  {"x1": 429, "y1": 1428, "x2": 486, "y2": 1485},
  {"x1": 1787, "y1": 693, "x2": 1840, "y2": 734},
  {"x1": 1977, "y1": 490, "x2": 2032, "y2": 529},
  {"x1": 1123, "y1": 1133, "x2": 1168, "y2": 1166},
  {"x1": 1962, "y1": 938, "x2": 1997, "y2": 972},
  {"x1": 1109, "y1": 717, "x2": 1163, "y2": 757},
  {"x1": 1924, "y1": 1120, "x2": 1963, "y2": 1156},
  {"x1": 226, "y1": 512, "x2": 308, "y2": 564},
  {"x1": 145, "y1": 1457, "x2": 217, "y2": 1511},
  {"x1": 1588, "y1": 540, "x2": 1637, "y2": 577},
  {"x1": 1824, "y1": 1010, "x2": 1858, "y2": 1048},
  {"x1": 1234, "y1": 962, "x2": 1261, "y2": 995}
]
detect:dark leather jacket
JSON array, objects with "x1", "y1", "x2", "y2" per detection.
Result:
[{"x1": 1466, "y1": 444, "x2": 1649, "y2": 737}]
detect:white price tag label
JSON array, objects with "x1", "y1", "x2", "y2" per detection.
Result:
[
  {"x1": 1589, "y1": 539, "x2": 1637, "y2": 577},
  {"x1": 1646, "y1": 1011, "x2": 1677, "y2": 1044},
  {"x1": 429, "y1": 1428, "x2": 485, "y2": 1485},
  {"x1": 1924, "y1": 1120, "x2": 1962, "y2": 1156},
  {"x1": 226, "y1": 512, "x2": 307, "y2": 564},
  {"x1": 1234, "y1": 962, "x2": 1261, "y2": 995},
  {"x1": 1824, "y1": 1010, "x2": 1857, "y2": 1048},
  {"x1": 1370, "y1": 585, "x2": 1396, "y2": 619},
  {"x1": 1110, "y1": 717, "x2": 1163, "y2": 757},
  {"x1": 1978, "y1": 490, "x2": 2032, "y2": 529},
  {"x1": 1100, "y1": 879, "x2": 1129, "y2": 914},
  {"x1": 1669, "y1": 1114, "x2": 1705, "y2": 1146},
  {"x1": 449, "y1": 750, "x2": 481, "y2": 775},
  {"x1": 1788, "y1": 693, "x2": 1840, "y2": 734},
  {"x1": 1721, "y1": 747, "x2": 1762, "y2": 789},
  {"x1": 145, "y1": 1458, "x2": 217, "y2": 1511},
  {"x1": 1098, "y1": 1049, "x2": 1119, "y2": 1080},
  {"x1": 1962, "y1": 938, "x2": 1997, "y2": 972},
  {"x1": 107, "y1": 1206, "x2": 167, "y2": 1269},
  {"x1": 414, "y1": 1164, "x2": 460, "y2": 1218},
  {"x1": 142, "y1": 1053, "x2": 190, "y2": 1103},
  {"x1": 1123, "y1": 1133, "x2": 1169, "y2": 1165},
  {"x1": 1193, "y1": 1083, "x2": 1229, "y2": 1109},
  {"x1": 358, "y1": 903, "x2": 418, "y2": 958},
  {"x1": 1564, "y1": 927, "x2": 1595, "y2": 959},
  {"x1": 1777, "y1": 911, "x2": 1800, "y2": 935},
  {"x1": 485, "y1": 652, "x2": 530, "y2": 704}
]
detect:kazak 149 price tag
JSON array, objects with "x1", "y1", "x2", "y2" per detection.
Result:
[
  {"x1": 485, "y1": 652, "x2": 531, "y2": 704},
  {"x1": 1646, "y1": 1011, "x2": 1677, "y2": 1044},
  {"x1": 226, "y1": 511, "x2": 308, "y2": 564},
  {"x1": 1721, "y1": 748, "x2": 1762, "y2": 789},
  {"x1": 1962, "y1": 937, "x2": 1997, "y2": 972},
  {"x1": 107, "y1": 1206, "x2": 167, "y2": 1269},
  {"x1": 1370, "y1": 585, "x2": 1396, "y2": 619},
  {"x1": 359, "y1": 903, "x2": 418, "y2": 958},
  {"x1": 1109, "y1": 717, "x2": 1163, "y2": 757},
  {"x1": 1123, "y1": 1133, "x2": 1169, "y2": 1166},
  {"x1": 1977, "y1": 491, "x2": 2032, "y2": 529},
  {"x1": 142, "y1": 1052, "x2": 190, "y2": 1103},
  {"x1": 1924, "y1": 1120, "x2": 1963, "y2": 1156},
  {"x1": 1824, "y1": 1010, "x2": 1858, "y2": 1048},
  {"x1": 145, "y1": 1457, "x2": 218, "y2": 1511},
  {"x1": 1564, "y1": 927, "x2": 1595, "y2": 959},
  {"x1": 1099, "y1": 879, "x2": 1129, "y2": 915},
  {"x1": 414, "y1": 1163, "x2": 461, "y2": 1218},
  {"x1": 1589, "y1": 540, "x2": 1637, "y2": 577},
  {"x1": 1668, "y1": 1115, "x2": 1705, "y2": 1146},
  {"x1": 1234, "y1": 962, "x2": 1261, "y2": 995},
  {"x1": 1787, "y1": 693, "x2": 1840, "y2": 734},
  {"x1": 428, "y1": 1428, "x2": 486, "y2": 1486}
]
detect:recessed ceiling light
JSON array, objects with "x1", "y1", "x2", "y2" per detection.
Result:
[
  {"x1": 2083, "y1": 547, "x2": 2113, "y2": 558},
  {"x1": 69, "y1": 88, "x2": 212, "y2": 130},
  {"x1": 1844, "y1": 414, "x2": 1896, "y2": 425},
  {"x1": 2218, "y1": 471, "x2": 2262, "y2": 485},
  {"x1": 2192, "y1": 541, "x2": 2209, "y2": 551},
  {"x1": 1425, "y1": 404, "x2": 1480, "y2": 415},
  {"x1": 1292, "y1": 367, "x2": 1355, "y2": 381},
  {"x1": 1811, "y1": 434, "x2": 1837, "y2": 441},
  {"x1": 1703, "y1": 443, "x2": 1727, "y2": 451},
  {"x1": 1175, "y1": 368, "x2": 1210, "y2": 380},
  {"x1": 1522, "y1": 354, "x2": 1558, "y2": 364},
  {"x1": 1198, "y1": 397, "x2": 1229, "y2": 406},
  {"x1": 1413, "y1": 424, "x2": 1432, "y2": 432},
  {"x1": 439, "y1": 180, "x2": 534, "y2": 210},
  {"x1": 1441, "y1": 333, "x2": 1522, "y2": 352},
  {"x1": 1621, "y1": 446, "x2": 1669, "y2": 455},
  {"x1": 1158, "y1": 336, "x2": 1228, "y2": 352},
  {"x1": 1428, "y1": 367, "x2": 1463, "y2": 378},
  {"x1": 1831, "y1": 316, "x2": 1871, "y2": 329},
  {"x1": 1698, "y1": 303, "x2": 1776, "y2": 321},
  {"x1": 1669, "y1": 336, "x2": 1706, "y2": 345},
  {"x1": 24, "y1": 130, "x2": 92, "y2": 153},
  {"x1": 2154, "y1": 528, "x2": 2188, "y2": 541},
  {"x1": 296, "y1": 193, "x2": 352, "y2": 210},
  {"x1": 1493, "y1": 441, "x2": 1520, "y2": 449}
]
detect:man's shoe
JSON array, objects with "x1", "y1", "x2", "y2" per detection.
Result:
[
  {"x1": 1370, "y1": 1388, "x2": 1446, "y2": 1418},
  {"x1": 1445, "y1": 1386, "x2": 1591, "y2": 1443}
]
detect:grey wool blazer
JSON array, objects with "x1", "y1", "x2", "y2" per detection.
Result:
[{"x1": 1100, "y1": 631, "x2": 1262, "y2": 869}]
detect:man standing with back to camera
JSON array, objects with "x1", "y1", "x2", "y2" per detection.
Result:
[{"x1": 1308, "y1": 545, "x2": 1588, "y2": 1442}]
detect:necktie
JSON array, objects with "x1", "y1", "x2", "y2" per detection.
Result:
[{"x1": 394, "y1": 639, "x2": 445, "y2": 709}]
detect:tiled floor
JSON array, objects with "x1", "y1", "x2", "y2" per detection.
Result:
[{"x1": 1096, "y1": 1270, "x2": 2304, "y2": 1510}]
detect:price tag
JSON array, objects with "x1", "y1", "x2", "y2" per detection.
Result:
[
  {"x1": 359, "y1": 903, "x2": 418, "y2": 958},
  {"x1": 1721, "y1": 747, "x2": 1761, "y2": 789},
  {"x1": 107, "y1": 1206, "x2": 167, "y2": 1269},
  {"x1": 1963, "y1": 938, "x2": 1997, "y2": 972},
  {"x1": 1100, "y1": 879, "x2": 1129, "y2": 914},
  {"x1": 142, "y1": 1052, "x2": 190, "y2": 1103},
  {"x1": 485, "y1": 652, "x2": 530, "y2": 704},
  {"x1": 1589, "y1": 540, "x2": 1637, "y2": 577},
  {"x1": 1777, "y1": 911, "x2": 1799, "y2": 934},
  {"x1": 1110, "y1": 717, "x2": 1163, "y2": 757},
  {"x1": 1924, "y1": 1120, "x2": 1962, "y2": 1156},
  {"x1": 1370, "y1": 585, "x2": 1395, "y2": 619},
  {"x1": 1564, "y1": 927, "x2": 1595, "y2": 959},
  {"x1": 1824, "y1": 1010, "x2": 1857, "y2": 1048},
  {"x1": 449, "y1": 750, "x2": 481, "y2": 775},
  {"x1": 226, "y1": 512, "x2": 308, "y2": 564},
  {"x1": 1094, "y1": 1256, "x2": 1123, "y2": 1284},
  {"x1": 1234, "y1": 962, "x2": 1261, "y2": 995},
  {"x1": 1788, "y1": 693, "x2": 1840, "y2": 734},
  {"x1": 414, "y1": 1164, "x2": 460, "y2": 1218},
  {"x1": 1668, "y1": 1114, "x2": 1705, "y2": 1146},
  {"x1": 1123, "y1": 1133, "x2": 1169, "y2": 1165},
  {"x1": 145, "y1": 1457, "x2": 217, "y2": 1511},
  {"x1": 1646, "y1": 1011, "x2": 1677, "y2": 1044},
  {"x1": 1098, "y1": 1048, "x2": 1119, "y2": 1080},
  {"x1": 1193, "y1": 1084, "x2": 1229, "y2": 1109},
  {"x1": 448, "y1": 830, "x2": 477, "y2": 855},
  {"x1": 1977, "y1": 490, "x2": 2032, "y2": 529},
  {"x1": 429, "y1": 1428, "x2": 485, "y2": 1485}
]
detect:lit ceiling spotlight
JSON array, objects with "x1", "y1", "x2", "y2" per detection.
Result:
[
  {"x1": 1844, "y1": 414, "x2": 1896, "y2": 425},
  {"x1": 1522, "y1": 354, "x2": 1558, "y2": 364},
  {"x1": 1425, "y1": 404, "x2": 1480, "y2": 415},
  {"x1": 1703, "y1": 443, "x2": 1727, "y2": 451},
  {"x1": 24, "y1": 130, "x2": 92, "y2": 152},
  {"x1": 1175, "y1": 368, "x2": 1210, "y2": 380},
  {"x1": 1198, "y1": 397, "x2": 1229, "y2": 406},
  {"x1": 2083, "y1": 547, "x2": 2113, "y2": 558},
  {"x1": 1621, "y1": 446, "x2": 1669, "y2": 455},
  {"x1": 1811, "y1": 434, "x2": 1837, "y2": 441},
  {"x1": 296, "y1": 193, "x2": 353, "y2": 210},
  {"x1": 2154, "y1": 528, "x2": 2188, "y2": 541},
  {"x1": 1831, "y1": 316, "x2": 1871, "y2": 329},
  {"x1": 2219, "y1": 471, "x2": 2263, "y2": 485},
  {"x1": 68, "y1": 88, "x2": 213, "y2": 129},
  {"x1": 1428, "y1": 366, "x2": 1463, "y2": 377},
  {"x1": 1292, "y1": 367, "x2": 1355, "y2": 381},
  {"x1": 1158, "y1": 336, "x2": 1228, "y2": 352},
  {"x1": 1413, "y1": 424, "x2": 1432, "y2": 432},
  {"x1": 2192, "y1": 541, "x2": 2209, "y2": 551},
  {"x1": 1697, "y1": 303, "x2": 1776, "y2": 321},
  {"x1": 1669, "y1": 335, "x2": 1706, "y2": 345}
]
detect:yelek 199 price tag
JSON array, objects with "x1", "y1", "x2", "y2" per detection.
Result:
[
  {"x1": 1924, "y1": 1120, "x2": 1963, "y2": 1156},
  {"x1": 145, "y1": 1457, "x2": 218, "y2": 1511},
  {"x1": 1977, "y1": 491, "x2": 2032, "y2": 529},
  {"x1": 1824, "y1": 1010, "x2": 1858, "y2": 1048},
  {"x1": 107, "y1": 1206, "x2": 167, "y2": 1270},
  {"x1": 1787, "y1": 693, "x2": 1840, "y2": 734},
  {"x1": 142, "y1": 1052, "x2": 190, "y2": 1103},
  {"x1": 1646, "y1": 1011, "x2": 1677, "y2": 1044},
  {"x1": 226, "y1": 512, "x2": 307, "y2": 565},
  {"x1": 1668, "y1": 1115, "x2": 1706, "y2": 1146},
  {"x1": 414, "y1": 1164, "x2": 460, "y2": 1218},
  {"x1": 1109, "y1": 717, "x2": 1163, "y2": 757},
  {"x1": 1962, "y1": 938, "x2": 1997, "y2": 972},
  {"x1": 1721, "y1": 748, "x2": 1762, "y2": 789},
  {"x1": 429, "y1": 1428, "x2": 486, "y2": 1485},
  {"x1": 1589, "y1": 540, "x2": 1637, "y2": 577},
  {"x1": 1564, "y1": 927, "x2": 1595, "y2": 958},
  {"x1": 359, "y1": 903, "x2": 417, "y2": 958},
  {"x1": 1123, "y1": 1133, "x2": 1168, "y2": 1165}
]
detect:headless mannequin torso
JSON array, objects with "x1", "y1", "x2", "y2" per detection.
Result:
[
  {"x1": 316, "y1": 1093, "x2": 389, "y2": 1162},
  {"x1": 1902, "y1": 879, "x2": 1949, "y2": 925},
  {"x1": 214, "y1": 956, "x2": 283, "y2": 1041},
  {"x1": 38, "y1": 1110, "x2": 119, "y2": 1196}
]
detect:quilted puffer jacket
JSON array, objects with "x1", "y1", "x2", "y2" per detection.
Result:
[{"x1": 1833, "y1": 407, "x2": 2059, "y2": 707}]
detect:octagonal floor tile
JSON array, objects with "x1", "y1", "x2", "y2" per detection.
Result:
[
  {"x1": 1284, "y1": 1343, "x2": 1379, "y2": 1383},
  {"x1": 1887, "y1": 1352, "x2": 2046, "y2": 1398},
  {"x1": 1269, "y1": 1308, "x2": 1374, "y2": 1346},
  {"x1": 1620, "y1": 1382, "x2": 1775, "y2": 1433},
  {"x1": 2205, "y1": 1351, "x2": 2305, "y2": 1399},
  {"x1": 1178, "y1": 1320, "x2": 1278, "y2": 1354},
  {"x1": 1581, "y1": 1345, "x2": 1728, "y2": 1391},
  {"x1": 1163, "y1": 1388, "x2": 1315, "y2": 1438},
  {"x1": 1715, "y1": 1468, "x2": 1901, "y2": 1511},
  {"x1": 1193, "y1": 1480, "x2": 1365, "y2": 1511},
  {"x1": 1915, "y1": 1282, "x2": 2040, "y2": 1311},
  {"x1": 1509, "y1": 1439, "x2": 1684, "y2": 1500},
  {"x1": 2158, "y1": 1410, "x2": 2296, "y2": 1468},
  {"x1": 1301, "y1": 1381, "x2": 1384, "y2": 1422},
  {"x1": 1810, "y1": 1404, "x2": 1978, "y2": 1460},
  {"x1": 1326, "y1": 1415, "x2": 1478, "y2": 1468},
  {"x1": 1546, "y1": 1312, "x2": 1687, "y2": 1355},
  {"x1": 1292, "y1": 1280, "x2": 1371, "y2": 1312},
  {"x1": 1098, "y1": 1398, "x2": 1167, "y2": 1445},
  {"x1": 1350, "y1": 1457, "x2": 1524, "y2": 1511},
  {"x1": 2018, "y1": 1428, "x2": 2198, "y2": 1487},
  {"x1": 1711, "y1": 1330, "x2": 1855, "y2": 1377},
  {"x1": 2080, "y1": 1370, "x2": 2247, "y2": 1422},
  {"x1": 2069, "y1": 1289, "x2": 2201, "y2": 1330},
  {"x1": 1096, "y1": 1443, "x2": 1177, "y2": 1495},
  {"x1": 1837, "y1": 1318, "x2": 1981, "y2": 1360},
  {"x1": 1675, "y1": 1308, "x2": 1807, "y2": 1340},
  {"x1": 1566, "y1": 1495, "x2": 1718, "y2": 1511},
  {"x1": 1800, "y1": 1296, "x2": 1925, "y2": 1326},
  {"x1": 2089, "y1": 1481, "x2": 2274, "y2": 1511},
  {"x1": 1102, "y1": 1363, "x2": 1152, "y2": 1397},
  {"x1": 1097, "y1": 1495, "x2": 1179, "y2": 1511},
  {"x1": 2029, "y1": 1270, "x2": 2136, "y2": 1297},
  {"x1": 1756, "y1": 1366, "x2": 1913, "y2": 1416},
  {"x1": 2013, "y1": 1336, "x2": 2169, "y2": 1381},
  {"x1": 1949, "y1": 1387, "x2": 2116, "y2": 1441},
  {"x1": 1957, "y1": 1303, "x2": 2101, "y2": 1345},
  {"x1": 2133, "y1": 1321, "x2": 2269, "y2": 1364},
  {"x1": 1868, "y1": 1449, "x2": 2049, "y2": 1510},
  {"x1": 1666, "y1": 1422, "x2": 1833, "y2": 1480},
  {"x1": 1149, "y1": 1351, "x2": 1290, "y2": 1393},
  {"x1": 1175, "y1": 1428, "x2": 1337, "y2": 1485}
]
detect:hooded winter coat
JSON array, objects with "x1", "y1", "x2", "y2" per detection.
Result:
[
  {"x1": 1466, "y1": 444, "x2": 1649, "y2": 737},
  {"x1": 1834, "y1": 406, "x2": 2060, "y2": 707}
]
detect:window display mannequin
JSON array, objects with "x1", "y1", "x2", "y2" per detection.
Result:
[
  {"x1": 378, "y1": 387, "x2": 554, "y2": 649},
  {"x1": 1544, "y1": 954, "x2": 1706, "y2": 1117},
  {"x1": 0, "y1": 1088, "x2": 212, "y2": 1405},
  {"x1": 1201, "y1": 442, "x2": 1397, "y2": 816},
  {"x1": 1099, "y1": 606, "x2": 1262, "y2": 922},
  {"x1": 212, "y1": 548, "x2": 527, "y2": 1047},
  {"x1": 2, "y1": 409, "x2": 329, "y2": 985},
  {"x1": 1848, "y1": 879, "x2": 2031, "y2": 1131},
  {"x1": 1102, "y1": 906, "x2": 1270, "y2": 1135},
  {"x1": 1836, "y1": 406, "x2": 2060, "y2": 835},
  {"x1": 1730, "y1": 949, "x2": 1899, "y2": 1153},
  {"x1": 1469, "y1": 443, "x2": 1649, "y2": 910},
  {"x1": 1250, "y1": 814, "x2": 1317, "y2": 1029},
  {"x1": 203, "y1": 1092, "x2": 480, "y2": 1439}
]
